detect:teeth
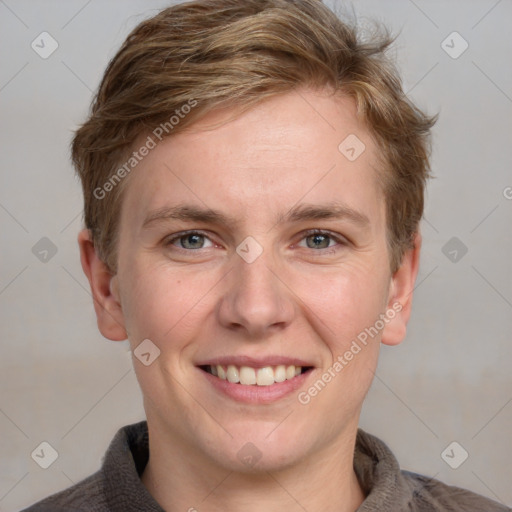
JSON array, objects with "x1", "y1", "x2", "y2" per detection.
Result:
[
  {"x1": 274, "y1": 365, "x2": 286, "y2": 383},
  {"x1": 256, "y1": 367, "x2": 274, "y2": 386},
  {"x1": 209, "y1": 364, "x2": 306, "y2": 386},
  {"x1": 217, "y1": 365, "x2": 227, "y2": 380},
  {"x1": 239, "y1": 366, "x2": 256, "y2": 385},
  {"x1": 226, "y1": 365, "x2": 239, "y2": 383}
]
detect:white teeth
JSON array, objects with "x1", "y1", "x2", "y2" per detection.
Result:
[
  {"x1": 239, "y1": 366, "x2": 257, "y2": 385},
  {"x1": 209, "y1": 364, "x2": 307, "y2": 386},
  {"x1": 256, "y1": 367, "x2": 274, "y2": 386},
  {"x1": 226, "y1": 365, "x2": 240, "y2": 383},
  {"x1": 274, "y1": 365, "x2": 286, "y2": 383}
]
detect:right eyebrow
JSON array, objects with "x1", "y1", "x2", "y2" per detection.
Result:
[{"x1": 142, "y1": 204, "x2": 241, "y2": 231}]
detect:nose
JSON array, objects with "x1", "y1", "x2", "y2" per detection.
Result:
[{"x1": 217, "y1": 246, "x2": 295, "y2": 338}]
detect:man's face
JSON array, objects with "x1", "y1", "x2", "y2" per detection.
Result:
[{"x1": 110, "y1": 89, "x2": 405, "y2": 471}]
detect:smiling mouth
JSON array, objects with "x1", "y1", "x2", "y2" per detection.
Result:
[{"x1": 199, "y1": 364, "x2": 314, "y2": 386}]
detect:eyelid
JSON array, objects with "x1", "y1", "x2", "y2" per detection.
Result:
[
  {"x1": 294, "y1": 228, "x2": 349, "y2": 248},
  {"x1": 162, "y1": 228, "x2": 349, "y2": 251},
  {"x1": 164, "y1": 229, "x2": 217, "y2": 249}
]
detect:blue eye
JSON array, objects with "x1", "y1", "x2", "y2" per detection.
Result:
[
  {"x1": 305, "y1": 233, "x2": 332, "y2": 249},
  {"x1": 298, "y1": 230, "x2": 345, "y2": 250},
  {"x1": 163, "y1": 229, "x2": 345, "y2": 254},
  {"x1": 166, "y1": 231, "x2": 214, "y2": 250}
]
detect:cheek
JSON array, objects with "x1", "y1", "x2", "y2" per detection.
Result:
[
  {"x1": 118, "y1": 261, "x2": 216, "y2": 346},
  {"x1": 292, "y1": 268, "x2": 387, "y2": 418},
  {"x1": 291, "y1": 263, "x2": 389, "y2": 349}
]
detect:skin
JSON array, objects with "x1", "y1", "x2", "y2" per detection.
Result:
[{"x1": 79, "y1": 88, "x2": 420, "y2": 512}]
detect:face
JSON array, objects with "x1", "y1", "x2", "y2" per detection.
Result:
[{"x1": 85, "y1": 88, "x2": 418, "y2": 473}]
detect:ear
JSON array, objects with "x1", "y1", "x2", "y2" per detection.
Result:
[
  {"x1": 78, "y1": 229, "x2": 127, "y2": 341},
  {"x1": 381, "y1": 232, "x2": 421, "y2": 346}
]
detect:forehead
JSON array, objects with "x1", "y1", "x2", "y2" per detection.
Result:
[{"x1": 119, "y1": 89, "x2": 385, "y2": 232}]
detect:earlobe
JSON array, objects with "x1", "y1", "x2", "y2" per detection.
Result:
[
  {"x1": 78, "y1": 229, "x2": 127, "y2": 341},
  {"x1": 381, "y1": 233, "x2": 422, "y2": 347}
]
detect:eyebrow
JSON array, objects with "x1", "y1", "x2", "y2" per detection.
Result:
[
  {"x1": 142, "y1": 202, "x2": 370, "y2": 230},
  {"x1": 280, "y1": 202, "x2": 370, "y2": 227},
  {"x1": 142, "y1": 205, "x2": 238, "y2": 230}
]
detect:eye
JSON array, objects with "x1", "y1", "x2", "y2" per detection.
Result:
[
  {"x1": 165, "y1": 231, "x2": 214, "y2": 250},
  {"x1": 297, "y1": 230, "x2": 345, "y2": 250}
]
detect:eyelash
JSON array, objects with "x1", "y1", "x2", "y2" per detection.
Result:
[
  {"x1": 163, "y1": 229, "x2": 347, "y2": 252},
  {"x1": 297, "y1": 229, "x2": 348, "y2": 251},
  {"x1": 164, "y1": 230, "x2": 216, "y2": 251}
]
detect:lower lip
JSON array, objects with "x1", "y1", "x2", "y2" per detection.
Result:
[{"x1": 199, "y1": 368, "x2": 313, "y2": 404}]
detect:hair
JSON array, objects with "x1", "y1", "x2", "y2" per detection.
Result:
[{"x1": 72, "y1": 0, "x2": 436, "y2": 274}]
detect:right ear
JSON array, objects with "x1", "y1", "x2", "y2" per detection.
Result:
[{"x1": 78, "y1": 229, "x2": 127, "y2": 341}]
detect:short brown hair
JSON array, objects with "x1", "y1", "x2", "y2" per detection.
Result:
[{"x1": 72, "y1": 0, "x2": 436, "y2": 273}]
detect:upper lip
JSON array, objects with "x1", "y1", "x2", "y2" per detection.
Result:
[{"x1": 196, "y1": 355, "x2": 315, "y2": 368}]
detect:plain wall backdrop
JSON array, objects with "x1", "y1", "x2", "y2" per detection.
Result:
[{"x1": 1, "y1": 0, "x2": 511, "y2": 510}]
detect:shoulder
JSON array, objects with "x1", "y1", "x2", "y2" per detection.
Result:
[
  {"x1": 355, "y1": 429, "x2": 510, "y2": 512},
  {"x1": 21, "y1": 421, "x2": 157, "y2": 512},
  {"x1": 20, "y1": 471, "x2": 108, "y2": 511},
  {"x1": 402, "y1": 470, "x2": 511, "y2": 512}
]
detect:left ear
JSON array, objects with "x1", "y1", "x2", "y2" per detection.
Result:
[{"x1": 381, "y1": 232, "x2": 421, "y2": 346}]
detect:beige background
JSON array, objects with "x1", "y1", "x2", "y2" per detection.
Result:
[{"x1": 1, "y1": 0, "x2": 511, "y2": 510}]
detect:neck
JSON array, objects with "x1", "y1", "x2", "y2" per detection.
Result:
[{"x1": 141, "y1": 420, "x2": 366, "y2": 512}]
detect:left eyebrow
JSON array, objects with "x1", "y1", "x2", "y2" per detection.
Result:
[{"x1": 279, "y1": 202, "x2": 371, "y2": 228}]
